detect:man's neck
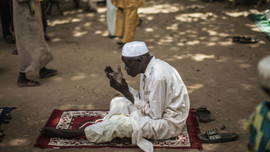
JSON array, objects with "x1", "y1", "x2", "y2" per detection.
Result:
[{"x1": 142, "y1": 56, "x2": 153, "y2": 74}]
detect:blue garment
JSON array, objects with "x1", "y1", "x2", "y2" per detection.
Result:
[
  {"x1": 0, "y1": 107, "x2": 16, "y2": 125},
  {"x1": 246, "y1": 101, "x2": 270, "y2": 152}
]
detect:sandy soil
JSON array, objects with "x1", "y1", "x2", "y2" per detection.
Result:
[{"x1": 0, "y1": 0, "x2": 270, "y2": 152}]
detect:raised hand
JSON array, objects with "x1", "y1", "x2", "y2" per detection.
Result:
[
  {"x1": 105, "y1": 65, "x2": 123, "y2": 84},
  {"x1": 104, "y1": 65, "x2": 134, "y2": 103}
]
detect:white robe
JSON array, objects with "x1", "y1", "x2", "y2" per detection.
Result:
[
  {"x1": 85, "y1": 57, "x2": 190, "y2": 152},
  {"x1": 106, "y1": 0, "x2": 117, "y2": 36},
  {"x1": 13, "y1": 0, "x2": 53, "y2": 73}
]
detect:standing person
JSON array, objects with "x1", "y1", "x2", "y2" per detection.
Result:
[
  {"x1": 0, "y1": 0, "x2": 15, "y2": 44},
  {"x1": 111, "y1": 0, "x2": 145, "y2": 46},
  {"x1": 13, "y1": 0, "x2": 57, "y2": 87},
  {"x1": 246, "y1": 55, "x2": 270, "y2": 152},
  {"x1": 40, "y1": 41, "x2": 190, "y2": 152},
  {"x1": 106, "y1": 0, "x2": 117, "y2": 38}
]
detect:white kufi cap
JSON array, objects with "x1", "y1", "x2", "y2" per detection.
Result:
[
  {"x1": 122, "y1": 41, "x2": 149, "y2": 57},
  {"x1": 258, "y1": 55, "x2": 270, "y2": 89}
]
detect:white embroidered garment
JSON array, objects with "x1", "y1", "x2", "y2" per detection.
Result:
[
  {"x1": 85, "y1": 57, "x2": 190, "y2": 152},
  {"x1": 130, "y1": 56, "x2": 190, "y2": 151}
]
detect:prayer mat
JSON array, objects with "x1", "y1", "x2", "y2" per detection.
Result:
[
  {"x1": 248, "y1": 13, "x2": 270, "y2": 40},
  {"x1": 35, "y1": 109, "x2": 202, "y2": 150}
]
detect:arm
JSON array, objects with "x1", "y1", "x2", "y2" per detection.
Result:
[{"x1": 134, "y1": 80, "x2": 167, "y2": 119}]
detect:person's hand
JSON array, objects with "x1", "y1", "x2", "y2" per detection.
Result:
[
  {"x1": 104, "y1": 66, "x2": 128, "y2": 92},
  {"x1": 105, "y1": 65, "x2": 123, "y2": 84},
  {"x1": 104, "y1": 65, "x2": 134, "y2": 103}
]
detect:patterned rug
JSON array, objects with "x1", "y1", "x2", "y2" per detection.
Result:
[{"x1": 35, "y1": 109, "x2": 202, "y2": 150}]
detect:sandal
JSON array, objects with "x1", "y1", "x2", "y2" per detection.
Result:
[
  {"x1": 199, "y1": 128, "x2": 238, "y2": 143},
  {"x1": 17, "y1": 80, "x2": 40, "y2": 87},
  {"x1": 39, "y1": 68, "x2": 58, "y2": 79},
  {"x1": 196, "y1": 106, "x2": 212, "y2": 123},
  {"x1": 5, "y1": 35, "x2": 16, "y2": 44},
  {"x1": 232, "y1": 36, "x2": 259, "y2": 43}
]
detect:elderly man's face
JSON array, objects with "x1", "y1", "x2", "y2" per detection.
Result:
[{"x1": 122, "y1": 56, "x2": 142, "y2": 77}]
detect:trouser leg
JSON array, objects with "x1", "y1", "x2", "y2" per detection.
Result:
[
  {"x1": 73, "y1": 0, "x2": 79, "y2": 8},
  {"x1": 115, "y1": 7, "x2": 124, "y2": 38},
  {"x1": 0, "y1": 0, "x2": 12, "y2": 37},
  {"x1": 41, "y1": 1, "x2": 47, "y2": 33},
  {"x1": 106, "y1": 0, "x2": 116, "y2": 36},
  {"x1": 121, "y1": 8, "x2": 138, "y2": 43}
]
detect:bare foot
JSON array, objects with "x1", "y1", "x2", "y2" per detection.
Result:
[
  {"x1": 40, "y1": 127, "x2": 63, "y2": 138},
  {"x1": 40, "y1": 127, "x2": 85, "y2": 139}
]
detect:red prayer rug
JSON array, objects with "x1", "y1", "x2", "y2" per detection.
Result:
[{"x1": 35, "y1": 109, "x2": 202, "y2": 150}]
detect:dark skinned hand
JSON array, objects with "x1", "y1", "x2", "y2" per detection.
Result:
[
  {"x1": 105, "y1": 65, "x2": 123, "y2": 84},
  {"x1": 104, "y1": 65, "x2": 128, "y2": 92},
  {"x1": 104, "y1": 65, "x2": 135, "y2": 103}
]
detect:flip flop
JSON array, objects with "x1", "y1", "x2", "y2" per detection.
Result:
[
  {"x1": 199, "y1": 128, "x2": 238, "y2": 143},
  {"x1": 39, "y1": 69, "x2": 58, "y2": 79},
  {"x1": 17, "y1": 80, "x2": 40, "y2": 87},
  {"x1": 232, "y1": 36, "x2": 259, "y2": 43},
  {"x1": 196, "y1": 106, "x2": 212, "y2": 123}
]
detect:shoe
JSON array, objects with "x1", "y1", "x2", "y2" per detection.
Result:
[
  {"x1": 232, "y1": 36, "x2": 259, "y2": 43},
  {"x1": 109, "y1": 34, "x2": 115, "y2": 39},
  {"x1": 117, "y1": 41, "x2": 125, "y2": 46},
  {"x1": 199, "y1": 128, "x2": 239, "y2": 143},
  {"x1": 196, "y1": 106, "x2": 212, "y2": 123},
  {"x1": 39, "y1": 68, "x2": 58, "y2": 79},
  {"x1": 138, "y1": 18, "x2": 143, "y2": 27}
]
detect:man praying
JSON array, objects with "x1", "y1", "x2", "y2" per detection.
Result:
[{"x1": 41, "y1": 41, "x2": 190, "y2": 152}]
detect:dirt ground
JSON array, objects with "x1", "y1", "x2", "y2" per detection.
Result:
[{"x1": 0, "y1": 0, "x2": 270, "y2": 151}]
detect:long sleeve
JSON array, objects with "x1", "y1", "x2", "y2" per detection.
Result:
[{"x1": 134, "y1": 80, "x2": 166, "y2": 119}]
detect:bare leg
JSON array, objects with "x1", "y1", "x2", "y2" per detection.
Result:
[{"x1": 40, "y1": 127, "x2": 85, "y2": 139}]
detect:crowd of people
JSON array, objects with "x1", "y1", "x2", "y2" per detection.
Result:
[{"x1": 0, "y1": 0, "x2": 269, "y2": 152}]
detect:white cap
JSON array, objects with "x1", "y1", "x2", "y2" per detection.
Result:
[
  {"x1": 258, "y1": 55, "x2": 270, "y2": 88},
  {"x1": 122, "y1": 41, "x2": 149, "y2": 57}
]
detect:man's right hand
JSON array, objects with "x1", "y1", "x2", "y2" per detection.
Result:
[
  {"x1": 104, "y1": 65, "x2": 134, "y2": 103},
  {"x1": 104, "y1": 66, "x2": 128, "y2": 92},
  {"x1": 105, "y1": 65, "x2": 123, "y2": 84}
]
